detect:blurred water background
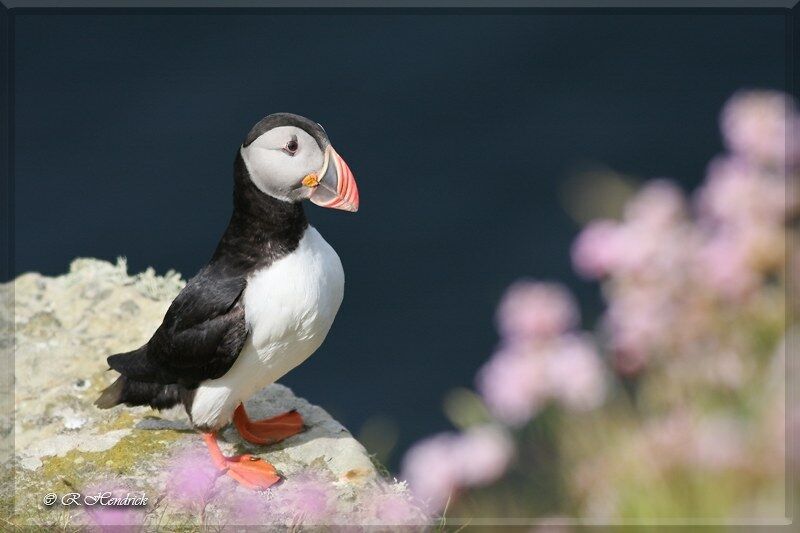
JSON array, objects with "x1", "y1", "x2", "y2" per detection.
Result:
[{"x1": 9, "y1": 11, "x2": 788, "y2": 485}]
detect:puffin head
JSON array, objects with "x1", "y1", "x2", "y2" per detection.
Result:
[{"x1": 240, "y1": 113, "x2": 359, "y2": 212}]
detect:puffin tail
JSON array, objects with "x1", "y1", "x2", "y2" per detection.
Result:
[
  {"x1": 95, "y1": 374, "x2": 186, "y2": 411},
  {"x1": 97, "y1": 347, "x2": 186, "y2": 410},
  {"x1": 95, "y1": 375, "x2": 126, "y2": 409}
]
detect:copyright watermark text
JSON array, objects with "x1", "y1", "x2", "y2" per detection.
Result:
[{"x1": 43, "y1": 492, "x2": 148, "y2": 507}]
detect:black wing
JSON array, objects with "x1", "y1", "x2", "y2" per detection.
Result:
[{"x1": 108, "y1": 262, "x2": 249, "y2": 386}]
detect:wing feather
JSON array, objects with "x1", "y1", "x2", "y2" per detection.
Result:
[{"x1": 108, "y1": 262, "x2": 251, "y2": 386}]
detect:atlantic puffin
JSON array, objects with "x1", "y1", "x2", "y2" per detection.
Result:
[{"x1": 96, "y1": 113, "x2": 359, "y2": 490}]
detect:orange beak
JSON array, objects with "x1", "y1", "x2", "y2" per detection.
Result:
[{"x1": 307, "y1": 146, "x2": 359, "y2": 212}]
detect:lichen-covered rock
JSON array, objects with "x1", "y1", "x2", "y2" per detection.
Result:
[{"x1": 1, "y1": 259, "x2": 426, "y2": 529}]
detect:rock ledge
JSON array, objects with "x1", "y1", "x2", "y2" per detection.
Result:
[{"x1": 2, "y1": 259, "x2": 424, "y2": 528}]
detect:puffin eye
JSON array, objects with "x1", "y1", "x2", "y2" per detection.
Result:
[{"x1": 284, "y1": 138, "x2": 299, "y2": 155}]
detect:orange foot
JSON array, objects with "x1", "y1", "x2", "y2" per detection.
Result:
[
  {"x1": 202, "y1": 432, "x2": 280, "y2": 490},
  {"x1": 233, "y1": 403, "x2": 305, "y2": 445}
]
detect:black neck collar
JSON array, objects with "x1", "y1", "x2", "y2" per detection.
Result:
[{"x1": 210, "y1": 152, "x2": 308, "y2": 271}]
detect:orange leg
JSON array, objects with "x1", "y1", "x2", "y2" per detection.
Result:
[
  {"x1": 233, "y1": 403, "x2": 305, "y2": 445},
  {"x1": 202, "y1": 432, "x2": 281, "y2": 490}
]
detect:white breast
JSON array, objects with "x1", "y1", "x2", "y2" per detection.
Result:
[
  {"x1": 190, "y1": 226, "x2": 344, "y2": 430},
  {"x1": 244, "y1": 226, "x2": 345, "y2": 354}
]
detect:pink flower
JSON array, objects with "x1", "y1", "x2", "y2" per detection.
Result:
[
  {"x1": 400, "y1": 426, "x2": 513, "y2": 514},
  {"x1": 213, "y1": 484, "x2": 270, "y2": 526},
  {"x1": 624, "y1": 179, "x2": 687, "y2": 229},
  {"x1": 373, "y1": 493, "x2": 425, "y2": 525},
  {"x1": 476, "y1": 347, "x2": 550, "y2": 426},
  {"x1": 694, "y1": 230, "x2": 759, "y2": 300},
  {"x1": 721, "y1": 90, "x2": 797, "y2": 166},
  {"x1": 496, "y1": 281, "x2": 579, "y2": 341},
  {"x1": 82, "y1": 480, "x2": 146, "y2": 532},
  {"x1": 604, "y1": 288, "x2": 673, "y2": 374},
  {"x1": 571, "y1": 219, "x2": 623, "y2": 279},
  {"x1": 85, "y1": 506, "x2": 144, "y2": 532},
  {"x1": 453, "y1": 426, "x2": 514, "y2": 487},
  {"x1": 273, "y1": 472, "x2": 334, "y2": 524},
  {"x1": 573, "y1": 181, "x2": 688, "y2": 280},
  {"x1": 579, "y1": 219, "x2": 692, "y2": 283},
  {"x1": 697, "y1": 156, "x2": 785, "y2": 228},
  {"x1": 362, "y1": 485, "x2": 429, "y2": 526},
  {"x1": 164, "y1": 447, "x2": 219, "y2": 509},
  {"x1": 399, "y1": 434, "x2": 459, "y2": 513},
  {"x1": 546, "y1": 335, "x2": 606, "y2": 411}
]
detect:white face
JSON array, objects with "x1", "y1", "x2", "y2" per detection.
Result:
[{"x1": 240, "y1": 125, "x2": 326, "y2": 202}]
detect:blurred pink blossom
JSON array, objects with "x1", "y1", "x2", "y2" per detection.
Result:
[
  {"x1": 721, "y1": 90, "x2": 798, "y2": 166},
  {"x1": 546, "y1": 334, "x2": 606, "y2": 411},
  {"x1": 401, "y1": 90, "x2": 796, "y2": 518},
  {"x1": 273, "y1": 472, "x2": 334, "y2": 524},
  {"x1": 476, "y1": 347, "x2": 550, "y2": 426},
  {"x1": 85, "y1": 506, "x2": 144, "y2": 532},
  {"x1": 604, "y1": 288, "x2": 672, "y2": 374},
  {"x1": 454, "y1": 425, "x2": 514, "y2": 487},
  {"x1": 479, "y1": 327, "x2": 607, "y2": 422},
  {"x1": 361, "y1": 485, "x2": 429, "y2": 526},
  {"x1": 211, "y1": 482, "x2": 271, "y2": 526},
  {"x1": 400, "y1": 425, "x2": 513, "y2": 513},
  {"x1": 571, "y1": 219, "x2": 623, "y2": 279},
  {"x1": 694, "y1": 230, "x2": 759, "y2": 300},
  {"x1": 372, "y1": 492, "x2": 426, "y2": 525},
  {"x1": 399, "y1": 433, "x2": 459, "y2": 513},
  {"x1": 164, "y1": 447, "x2": 219, "y2": 509},
  {"x1": 573, "y1": 198, "x2": 692, "y2": 283},
  {"x1": 624, "y1": 179, "x2": 687, "y2": 229},
  {"x1": 697, "y1": 156, "x2": 785, "y2": 228},
  {"x1": 496, "y1": 281, "x2": 579, "y2": 341},
  {"x1": 83, "y1": 480, "x2": 146, "y2": 532}
]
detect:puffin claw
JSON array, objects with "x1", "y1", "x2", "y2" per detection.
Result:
[
  {"x1": 202, "y1": 432, "x2": 281, "y2": 490},
  {"x1": 223, "y1": 455, "x2": 281, "y2": 490}
]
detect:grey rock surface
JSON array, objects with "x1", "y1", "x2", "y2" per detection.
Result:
[{"x1": 1, "y1": 259, "x2": 425, "y2": 529}]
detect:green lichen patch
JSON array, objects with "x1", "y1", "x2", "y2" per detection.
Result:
[
  {"x1": 98, "y1": 411, "x2": 137, "y2": 432},
  {"x1": 39, "y1": 428, "x2": 175, "y2": 482},
  {"x1": 11, "y1": 427, "x2": 181, "y2": 526}
]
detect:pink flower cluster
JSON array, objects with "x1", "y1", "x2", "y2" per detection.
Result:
[
  {"x1": 159, "y1": 446, "x2": 428, "y2": 527},
  {"x1": 360, "y1": 481, "x2": 430, "y2": 527},
  {"x1": 164, "y1": 446, "x2": 220, "y2": 510},
  {"x1": 400, "y1": 425, "x2": 513, "y2": 513},
  {"x1": 720, "y1": 90, "x2": 799, "y2": 167},
  {"x1": 273, "y1": 471, "x2": 334, "y2": 524},
  {"x1": 479, "y1": 282, "x2": 606, "y2": 426},
  {"x1": 495, "y1": 281, "x2": 579, "y2": 341},
  {"x1": 82, "y1": 479, "x2": 146, "y2": 531},
  {"x1": 571, "y1": 90, "x2": 797, "y2": 374},
  {"x1": 400, "y1": 90, "x2": 794, "y2": 521},
  {"x1": 401, "y1": 281, "x2": 604, "y2": 513}
]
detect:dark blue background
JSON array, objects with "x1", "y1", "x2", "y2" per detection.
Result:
[{"x1": 11, "y1": 11, "x2": 786, "y2": 469}]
